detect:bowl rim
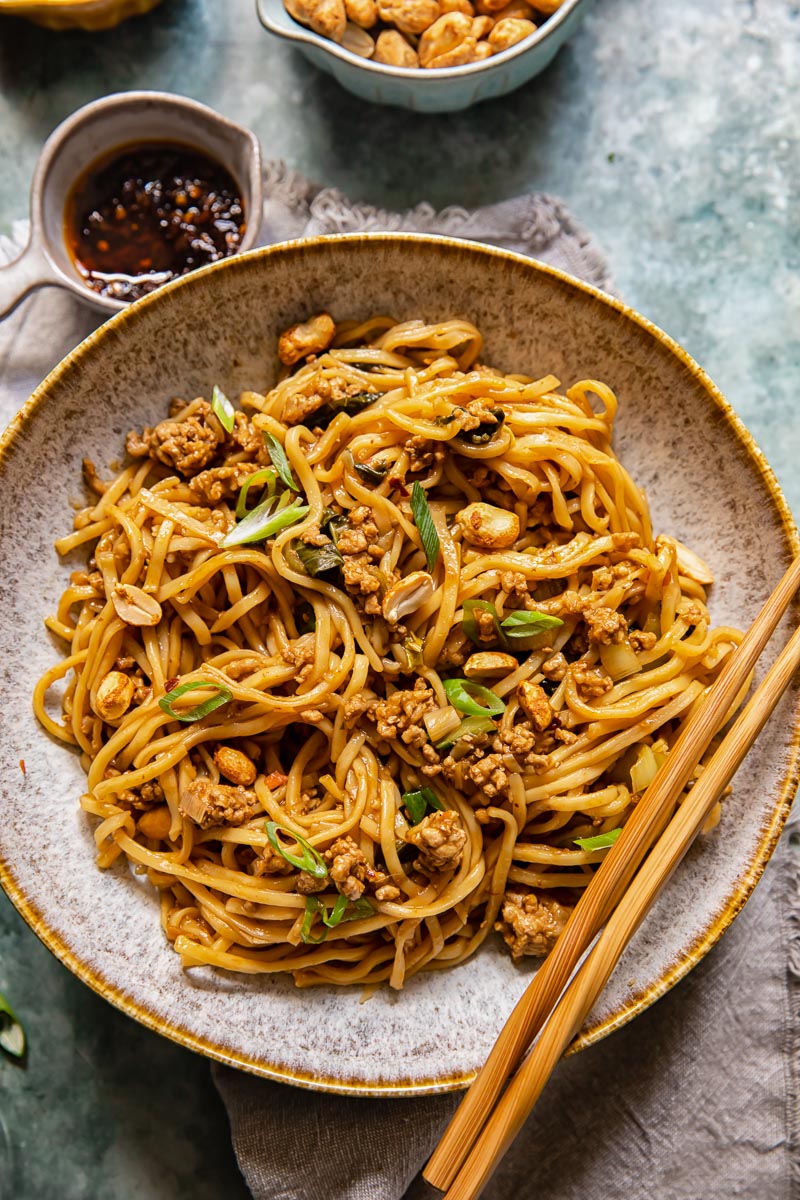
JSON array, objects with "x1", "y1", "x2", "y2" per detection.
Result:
[
  {"x1": 255, "y1": 0, "x2": 587, "y2": 81},
  {"x1": 1, "y1": 231, "x2": 798, "y2": 1096}
]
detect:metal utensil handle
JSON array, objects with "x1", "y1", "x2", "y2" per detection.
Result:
[{"x1": 0, "y1": 239, "x2": 52, "y2": 320}]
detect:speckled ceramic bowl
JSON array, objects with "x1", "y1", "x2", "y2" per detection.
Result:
[
  {"x1": 255, "y1": 0, "x2": 593, "y2": 112},
  {"x1": 1, "y1": 234, "x2": 798, "y2": 1095}
]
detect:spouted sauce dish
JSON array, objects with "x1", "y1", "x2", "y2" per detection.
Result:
[{"x1": 64, "y1": 142, "x2": 246, "y2": 303}]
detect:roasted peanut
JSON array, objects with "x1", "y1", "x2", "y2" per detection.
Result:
[
  {"x1": 378, "y1": 0, "x2": 440, "y2": 34},
  {"x1": 382, "y1": 570, "x2": 435, "y2": 624},
  {"x1": 93, "y1": 670, "x2": 135, "y2": 720},
  {"x1": 517, "y1": 681, "x2": 552, "y2": 731},
  {"x1": 285, "y1": 0, "x2": 346, "y2": 38},
  {"x1": 673, "y1": 538, "x2": 714, "y2": 586},
  {"x1": 344, "y1": 0, "x2": 377, "y2": 24},
  {"x1": 427, "y1": 35, "x2": 477, "y2": 65},
  {"x1": 138, "y1": 806, "x2": 172, "y2": 840},
  {"x1": 214, "y1": 745, "x2": 258, "y2": 787},
  {"x1": 472, "y1": 15, "x2": 493, "y2": 37},
  {"x1": 342, "y1": 20, "x2": 375, "y2": 53},
  {"x1": 418, "y1": 11, "x2": 472, "y2": 64},
  {"x1": 111, "y1": 583, "x2": 162, "y2": 627},
  {"x1": 472, "y1": 39, "x2": 493, "y2": 57},
  {"x1": 373, "y1": 29, "x2": 420, "y2": 64},
  {"x1": 488, "y1": 15, "x2": 536, "y2": 49},
  {"x1": 439, "y1": 0, "x2": 474, "y2": 13},
  {"x1": 278, "y1": 312, "x2": 337, "y2": 366},
  {"x1": 455, "y1": 502, "x2": 520, "y2": 549},
  {"x1": 530, "y1": 0, "x2": 562, "y2": 11},
  {"x1": 464, "y1": 651, "x2": 519, "y2": 679},
  {"x1": 480, "y1": 0, "x2": 533, "y2": 17}
]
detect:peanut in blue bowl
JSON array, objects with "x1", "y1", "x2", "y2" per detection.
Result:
[{"x1": 255, "y1": 0, "x2": 593, "y2": 113}]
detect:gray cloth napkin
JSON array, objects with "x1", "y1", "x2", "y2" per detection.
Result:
[{"x1": 0, "y1": 168, "x2": 795, "y2": 1200}]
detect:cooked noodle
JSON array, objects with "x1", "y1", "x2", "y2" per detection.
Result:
[{"x1": 35, "y1": 314, "x2": 741, "y2": 988}]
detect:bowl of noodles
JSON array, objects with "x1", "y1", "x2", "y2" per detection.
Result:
[{"x1": 2, "y1": 234, "x2": 799, "y2": 1094}]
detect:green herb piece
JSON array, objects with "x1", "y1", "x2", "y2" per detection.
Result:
[
  {"x1": 300, "y1": 894, "x2": 374, "y2": 944},
  {"x1": 455, "y1": 408, "x2": 506, "y2": 446},
  {"x1": 235, "y1": 468, "x2": 277, "y2": 519},
  {"x1": 264, "y1": 432, "x2": 299, "y2": 492},
  {"x1": 354, "y1": 461, "x2": 388, "y2": 485},
  {"x1": 402, "y1": 787, "x2": 444, "y2": 826},
  {"x1": 211, "y1": 384, "x2": 236, "y2": 434},
  {"x1": 462, "y1": 598, "x2": 505, "y2": 647},
  {"x1": 297, "y1": 602, "x2": 316, "y2": 634},
  {"x1": 0, "y1": 993, "x2": 25, "y2": 1059},
  {"x1": 321, "y1": 508, "x2": 347, "y2": 546},
  {"x1": 500, "y1": 610, "x2": 564, "y2": 641},
  {"x1": 411, "y1": 481, "x2": 440, "y2": 571},
  {"x1": 312, "y1": 390, "x2": 377, "y2": 430},
  {"x1": 266, "y1": 822, "x2": 328, "y2": 879},
  {"x1": 443, "y1": 678, "x2": 506, "y2": 718},
  {"x1": 220, "y1": 493, "x2": 309, "y2": 548},
  {"x1": 159, "y1": 680, "x2": 233, "y2": 723},
  {"x1": 434, "y1": 714, "x2": 497, "y2": 749},
  {"x1": 401, "y1": 633, "x2": 424, "y2": 669},
  {"x1": 573, "y1": 828, "x2": 623, "y2": 851},
  {"x1": 296, "y1": 540, "x2": 344, "y2": 577}
]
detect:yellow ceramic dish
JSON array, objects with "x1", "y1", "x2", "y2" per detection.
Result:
[{"x1": 0, "y1": 0, "x2": 161, "y2": 31}]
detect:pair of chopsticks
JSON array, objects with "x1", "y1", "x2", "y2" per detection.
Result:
[{"x1": 424, "y1": 555, "x2": 800, "y2": 1200}]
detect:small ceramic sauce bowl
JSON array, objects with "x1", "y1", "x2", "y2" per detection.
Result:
[
  {"x1": 0, "y1": 91, "x2": 262, "y2": 319},
  {"x1": 256, "y1": 0, "x2": 593, "y2": 113}
]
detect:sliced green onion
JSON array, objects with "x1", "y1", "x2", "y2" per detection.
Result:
[
  {"x1": 235, "y1": 467, "x2": 277, "y2": 519},
  {"x1": 264, "y1": 431, "x2": 299, "y2": 492},
  {"x1": 266, "y1": 822, "x2": 328, "y2": 879},
  {"x1": 411, "y1": 481, "x2": 440, "y2": 572},
  {"x1": 435, "y1": 714, "x2": 497, "y2": 749},
  {"x1": 300, "y1": 900, "x2": 328, "y2": 944},
  {"x1": 0, "y1": 993, "x2": 25, "y2": 1059},
  {"x1": 443, "y1": 678, "x2": 505, "y2": 718},
  {"x1": 400, "y1": 632, "x2": 424, "y2": 669},
  {"x1": 630, "y1": 743, "x2": 666, "y2": 793},
  {"x1": 402, "y1": 787, "x2": 444, "y2": 826},
  {"x1": 220, "y1": 493, "x2": 309, "y2": 548},
  {"x1": 296, "y1": 540, "x2": 344, "y2": 577},
  {"x1": 463, "y1": 598, "x2": 504, "y2": 647},
  {"x1": 159, "y1": 680, "x2": 232, "y2": 723},
  {"x1": 573, "y1": 828, "x2": 623, "y2": 851},
  {"x1": 500, "y1": 610, "x2": 564, "y2": 641},
  {"x1": 211, "y1": 384, "x2": 236, "y2": 433},
  {"x1": 300, "y1": 894, "x2": 374, "y2": 943}
]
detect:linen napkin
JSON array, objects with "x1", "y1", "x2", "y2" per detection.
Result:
[{"x1": 0, "y1": 168, "x2": 795, "y2": 1200}]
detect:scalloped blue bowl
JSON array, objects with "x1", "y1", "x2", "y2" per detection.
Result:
[{"x1": 255, "y1": 0, "x2": 593, "y2": 112}]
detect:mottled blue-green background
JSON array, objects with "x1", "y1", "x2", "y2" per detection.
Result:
[{"x1": 0, "y1": 0, "x2": 797, "y2": 1196}]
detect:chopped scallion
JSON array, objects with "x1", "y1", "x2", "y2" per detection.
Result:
[
  {"x1": 158, "y1": 680, "x2": 232, "y2": 723},
  {"x1": 443, "y1": 678, "x2": 505, "y2": 718},
  {"x1": 235, "y1": 468, "x2": 277, "y2": 519},
  {"x1": 300, "y1": 894, "x2": 374, "y2": 943},
  {"x1": 573, "y1": 828, "x2": 623, "y2": 851},
  {"x1": 401, "y1": 787, "x2": 444, "y2": 826},
  {"x1": 500, "y1": 610, "x2": 564, "y2": 640},
  {"x1": 411, "y1": 481, "x2": 440, "y2": 572},
  {"x1": 211, "y1": 384, "x2": 236, "y2": 434},
  {"x1": 462, "y1": 598, "x2": 504, "y2": 647},
  {"x1": 220, "y1": 493, "x2": 309, "y2": 548},
  {"x1": 266, "y1": 822, "x2": 328, "y2": 879},
  {"x1": 434, "y1": 714, "x2": 497, "y2": 749}
]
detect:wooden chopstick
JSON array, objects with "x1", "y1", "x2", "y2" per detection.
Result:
[
  {"x1": 425, "y1": 554, "x2": 800, "y2": 1192},
  {"x1": 441, "y1": 615, "x2": 800, "y2": 1200}
]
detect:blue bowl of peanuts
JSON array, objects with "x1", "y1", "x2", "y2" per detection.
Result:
[{"x1": 255, "y1": 0, "x2": 593, "y2": 112}]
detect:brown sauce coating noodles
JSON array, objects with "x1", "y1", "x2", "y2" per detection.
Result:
[{"x1": 35, "y1": 315, "x2": 741, "y2": 989}]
